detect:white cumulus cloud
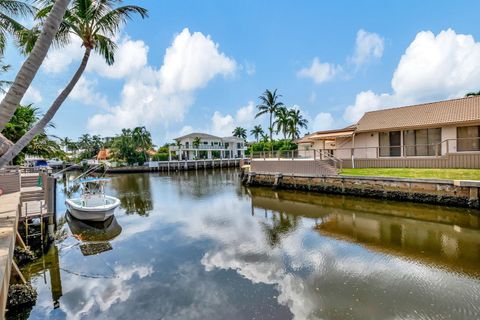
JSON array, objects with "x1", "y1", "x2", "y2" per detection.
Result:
[
  {"x1": 21, "y1": 86, "x2": 43, "y2": 105},
  {"x1": 159, "y1": 28, "x2": 236, "y2": 95},
  {"x1": 344, "y1": 29, "x2": 480, "y2": 123},
  {"x1": 87, "y1": 37, "x2": 149, "y2": 79},
  {"x1": 69, "y1": 76, "x2": 110, "y2": 109},
  {"x1": 312, "y1": 112, "x2": 335, "y2": 131},
  {"x1": 297, "y1": 58, "x2": 340, "y2": 84},
  {"x1": 87, "y1": 28, "x2": 237, "y2": 137},
  {"x1": 350, "y1": 29, "x2": 384, "y2": 67}
]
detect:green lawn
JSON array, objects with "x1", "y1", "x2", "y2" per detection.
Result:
[{"x1": 340, "y1": 168, "x2": 480, "y2": 180}]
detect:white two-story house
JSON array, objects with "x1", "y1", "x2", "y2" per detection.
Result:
[{"x1": 169, "y1": 133, "x2": 246, "y2": 160}]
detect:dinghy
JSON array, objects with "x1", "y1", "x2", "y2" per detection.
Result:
[{"x1": 65, "y1": 177, "x2": 120, "y2": 222}]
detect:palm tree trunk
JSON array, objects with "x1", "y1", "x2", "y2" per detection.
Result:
[
  {"x1": 0, "y1": 47, "x2": 91, "y2": 167},
  {"x1": 269, "y1": 112, "x2": 273, "y2": 142},
  {"x1": 0, "y1": 0, "x2": 71, "y2": 131},
  {"x1": 0, "y1": 133, "x2": 12, "y2": 155}
]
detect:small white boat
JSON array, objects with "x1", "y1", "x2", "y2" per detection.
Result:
[{"x1": 65, "y1": 177, "x2": 120, "y2": 222}]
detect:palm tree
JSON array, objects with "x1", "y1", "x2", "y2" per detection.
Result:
[
  {"x1": 273, "y1": 106, "x2": 290, "y2": 140},
  {"x1": 132, "y1": 126, "x2": 152, "y2": 151},
  {"x1": 192, "y1": 137, "x2": 201, "y2": 148},
  {"x1": 0, "y1": 0, "x2": 148, "y2": 166},
  {"x1": 466, "y1": 91, "x2": 480, "y2": 97},
  {"x1": 250, "y1": 125, "x2": 264, "y2": 143},
  {"x1": 0, "y1": 0, "x2": 35, "y2": 54},
  {"x1": 232, "y1": 127, "x2": 247, "y2": 140},
  {"x1": 287, "y1": 109, "x2": 308, "y2": 140},
  {"x1": 1, "y1": 104, "x2": 60, "y2": 164},
  {"x1": 59, "y1": 136, "x2": 71, "y2": 151},
  {"x1": 192, "y1": 136, "x2": 201, "y2": 160},
  {"x1": 255, "y1": 89, "x2": 284, "y2": 145},
  {"x1": 260, "y1": 133, "x2": 269, "y2": 144},
  {"x1": 0, "y1": 0, "x2": 69, "y2": 132}
]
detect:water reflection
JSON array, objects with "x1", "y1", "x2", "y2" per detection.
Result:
[
  {"x1": 109, "y1": 173, "x2": 153, "y2": 216},
  {"x1": 250, "y1": 187, "x2": 480, "y2": 276},
  {"x1": 66, "y1": 214, "x2": 122, "y2": 256},
  {"x1": 16, "y1": 172, "x2": 480, "y2": 320}
]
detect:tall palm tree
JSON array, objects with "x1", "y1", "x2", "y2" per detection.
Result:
[
  {"x1": 0, "y1": 0, "x2": 69, "y2": 132},
  {"x1": 232, "y1": 126, "x2": 247, "y2": 140},
  {"x1": 250, "y1": 125, "x2": 264, "y2": 142},
  {"x1": 59, "y1": 136, "x2": 71, "y2": 151},
  {"x1": 255, "y1": 89, "x2": 284, "y2": 145},
  {"x1": 132, "y1": 126, "x2": 152, "y2": 152},
  {"x1": 192, "y1": 137, "x2": 201, "y2": 149},
  {"x1": 273, "y1": 106, "x2": 290, "y2": 140},
  {"x1": 287, "y1": 109, "x2": 308, "y2": 140},
  {"x1": 78, "y1": 133, "x2": 91, "y2": 150},
  {"x1": 0, "y1": 0, "x2": 148, "y2": 166},
  {"x1": 192, "y1": 136, "x2": 201, "y2": 159}
]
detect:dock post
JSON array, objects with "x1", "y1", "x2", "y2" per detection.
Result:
[{"x1": 46, "y1": 176, "x2": 57, "y2": 239}]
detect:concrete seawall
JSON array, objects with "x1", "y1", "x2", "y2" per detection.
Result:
[{"x1": 243, "y1": 172, "x2": 480, "y2": 209}]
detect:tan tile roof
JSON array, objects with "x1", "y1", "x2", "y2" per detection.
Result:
[{"x1": 355, "y1": 96, "x2": 480, "y2": 132}]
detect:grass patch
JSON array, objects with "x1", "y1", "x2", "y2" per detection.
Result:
[{"x1": 340, "y1": 168, "x2": 480, "y2": 180}]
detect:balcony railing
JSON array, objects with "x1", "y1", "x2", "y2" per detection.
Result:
[{"x1": 170, "y1": 145, "x2": 246, "y2": 151}]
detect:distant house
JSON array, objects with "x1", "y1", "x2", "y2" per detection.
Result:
[
  {"x1": 297, "y1": 96, "x2": 480, "y2": 168},
  {"x1": 169, "y1": 133, "x2": 246, "y2": 160}
]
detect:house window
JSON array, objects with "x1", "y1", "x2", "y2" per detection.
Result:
[
  {"x1": 237, "y1": 143, "x2": 242, "y2": 149},
  {"x1": 403, "y1": 128, "x2": 441, "y2": 156},
  {"x1": 185, "y1": 142, "x2": 189, "y2": 148},
  {"x1": 379, "y1": 131, "x2": 401, "y2": 157},
  {"x1": 224, "y1": 142, "x2": 229, "y2": 149},
  {"x1": 457, "y1": 126, "x2": 480, "y2": 151}
]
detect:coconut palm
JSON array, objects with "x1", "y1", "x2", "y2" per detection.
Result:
[
  {"x1": 0, "y1": 0, "x2": 69, "y2": 132},
  {"x1": 255, "y1": 89, "x2": 284, "y2": 144},
  {"x1": 273, "y1": 106, "x2": 290, "y2": 140},
  {"x1": 0, "y1": 0, "x2": 35, "y2": 54},
  {"x1": 287, "y1": 109, "x2": 308, "y2": 140},
  {"x1": 250, "y1": 125, "x2": 264, "y2": 142},
  {"x1": 232, "y1": 126, "x2": 247, "y2": 140},
  {"x1": 192, "y1": 137, "x2": 201, "y2": 149},
  {"x1": 132, "y1": 126, "x2": 153, "y2": 152},
  {"x1": 59, "y1": 136, "x2": 71, "y2": 151},
  {"x1": 1, "y1": 104, "x2": 60, "y2": 164},
  {"x1": 0, "y1": 0, "x2": 148, "y2": 167}
]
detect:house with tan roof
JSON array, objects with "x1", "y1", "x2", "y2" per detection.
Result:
[{"x1": 297, "y1": 96, "x2": 480, "y2": 168}]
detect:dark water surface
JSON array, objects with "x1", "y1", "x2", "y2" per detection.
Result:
[{"x1": 15, "y1": 170, "x2": 480, "y2": 319}]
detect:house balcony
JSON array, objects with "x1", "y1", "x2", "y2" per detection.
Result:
[{"x1": 169, "y1": 145, "x2": 246, "y2": 151}]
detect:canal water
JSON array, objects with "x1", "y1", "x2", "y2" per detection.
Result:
[{"x1": 13, "y1": 170, "x2": 480, "y2": 319}]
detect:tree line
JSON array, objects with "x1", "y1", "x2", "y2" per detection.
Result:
[{"x1": 231, "y1": 89, "x2": 308, "y2": 153}]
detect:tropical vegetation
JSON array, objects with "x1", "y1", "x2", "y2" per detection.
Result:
[
  {"x1": 250, "y1": 125, "x2": 264, "y2": 142},
  {"x1": 0, "y1": 0, "x2": 69, "y2": 158},
  {"x1": 232, "y1": 127, "x2": 247, "y2": 140},
  {"x1": 1, "y1": 104, "x2": 63, "y2": 164},
  {"x1": 0, "y1": 0, "x2": 148, "y2": 167},
  {"x1": 255, "y1": 89, "x2": 284, "y2": 145}
]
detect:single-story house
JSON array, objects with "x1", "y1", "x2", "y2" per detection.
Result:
[
  {"x1": 297, "y1": 96, "x2": 480, "y2": 168},
  {"x1": 169, "y1": 133, "x2": 246, "y2": 160}
]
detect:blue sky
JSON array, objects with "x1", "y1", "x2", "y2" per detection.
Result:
[{"x1": 5, "y1": 0, "x2": 480, "y2": 145}]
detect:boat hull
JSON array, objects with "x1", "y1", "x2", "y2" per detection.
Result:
[{"x1": 65, "y1": 196, "x2": 120, "y2": 222}]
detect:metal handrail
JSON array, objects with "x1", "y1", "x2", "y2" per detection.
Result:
[{"x1": 318, "y1": 150, "x2": 343, "y2": 171}]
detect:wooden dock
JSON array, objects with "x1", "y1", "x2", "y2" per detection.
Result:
[
  {"x1": 0, "y1": 192, "x2": 20, "y2": 316},
  {"x1": 0, "y1": 167, "x2": 56, "y2": 316}
]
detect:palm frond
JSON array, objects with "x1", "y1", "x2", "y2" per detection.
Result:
[
  {"x1": 94, "y1": 5, "x2": 148, "y2": 36},
  {"x1": 93, "y1": 33, "x2": 116, "y2": 64}
]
